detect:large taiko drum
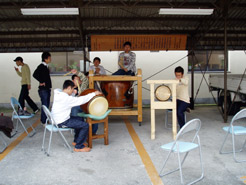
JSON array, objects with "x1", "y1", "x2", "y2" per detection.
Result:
[
  {"x1": 155, "y1": 85, "x2": 171, "y2": 101},
  {"x1": 79, "y1": 89, "x2": 108, "y2": 116},
  {"x1": 101, "y1": 81, "x2": 134, "y2": 108}
]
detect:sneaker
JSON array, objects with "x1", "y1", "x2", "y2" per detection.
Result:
[
  {"x1": 33, "y1": 109, "x2": 40, "y2": 114},
  {"x1": 23, "y1": 110, "x2": 32, "y2": 116},
  {"x1": 18, "y1": 109, "x2": 24, "y2": 115}
]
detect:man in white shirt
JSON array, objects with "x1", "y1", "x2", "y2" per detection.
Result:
[
  {"x1": 175, "y1": 66, "x2": 190, "y2": 129},
  {"x1": 51, "y1": 80, "x2": 101, "y2": 152}
]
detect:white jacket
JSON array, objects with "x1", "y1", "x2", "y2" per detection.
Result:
[{"x1": 51, "y1": 89, "x2": 95, "y2": 124}]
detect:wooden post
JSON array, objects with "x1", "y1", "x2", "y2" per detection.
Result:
[
  {"x1": 137, "y1": 69, "x2": 143, "y2": 123},
  {"x1": 89, "y1": 70, "x2": 94, "y2": 89},
  {"x1": 150, "y1": 83, "x2": 155, "y2": 139},
  {"x1": 172, "y1": 83, "x2": 177, "y2": 140}
]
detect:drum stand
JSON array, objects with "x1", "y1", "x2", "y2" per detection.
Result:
[
  {"x1": 89, "y1": 69, "x2": 143, "y2": 126},
  {"x1": 147, "y1": 80, "x2": 179, "y2": 140}
]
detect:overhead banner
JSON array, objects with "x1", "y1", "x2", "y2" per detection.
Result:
[{"x1": 91, "y1": 35, "x2": 187, "y2": 51}]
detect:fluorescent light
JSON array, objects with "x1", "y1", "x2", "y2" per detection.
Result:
[
  {"x1": 159, "y1": 8, "x2": 214, "y2": 15},
  {"x1": 21, "y1": 8, "x2": 79, "y2": 15}
]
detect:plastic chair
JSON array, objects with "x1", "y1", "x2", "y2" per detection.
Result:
[
  {"x1": 219, "y1": 108, "x2": 246, "y2": 163},
  {"x1": 41, "y1": 105, "x2": 73, "y2": 156},
  {"x1": 78, "y1": 109, "x2": 111, "y2": 148},
  {"x1": 0, "y1": 132, "x2": 7, "y2": 153},
  {"x1": 165, "y1": 109, "x2": 186, "y2": 129},
  {"x1": 10, "y1": 97, "x2": 35, "y2": 137},
  {"x1": 159, "y1": 119, "x2": 204, "y2": 185}
]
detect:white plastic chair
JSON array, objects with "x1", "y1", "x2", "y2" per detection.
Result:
[
  {"x1": 41, "y1": 105, "x2": 73, "y2": 156},
  {"x1": 159, "y1": 119, "x2": 204, "y2": 185},
  {"x1": 10, "y1": 97, "x2": 35, "y2": 137},
  {"x1": 0, "y1": 132, "x2": 7, "y2": 153},
  {"x1": 219, "y1": 108, "x2": 246, "y2": 163}
]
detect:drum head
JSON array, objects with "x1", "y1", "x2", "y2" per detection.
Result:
[
  {"x1": 155, "y1": 85, "x2": 171, "y2": 101},
  {"x1": 88, "y1": 96, "x2": 109, "y2": 116}
]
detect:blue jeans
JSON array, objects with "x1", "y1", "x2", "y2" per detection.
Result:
[
  {"x1": 112, "y1": 69, "x2": 135, "y2": 76},
  {"x1": 38, "y1": 89, "x2": 51, "y2": 124},
  {"x1": 177, "y1": 99, "x2": 190, "y2": 129},
  {"x1": 70, "y1": 106, "x2": 98, "y2": 134},
  {"x1": 58, "y1": 117, "x2": 88, "y2": 149}
]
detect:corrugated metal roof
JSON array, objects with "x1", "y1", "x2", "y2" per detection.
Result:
[{"x1": 0, "y1": 0, "x2": 245, "y2": 51}]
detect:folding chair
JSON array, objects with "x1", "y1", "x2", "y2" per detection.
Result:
[
  {"x1": 41, "y1": 105, "x2": 73, "y2": 156},
  {"x1": 219, "y1": 108, "x2": 246, "y2": 163},
  {"x1": 0, "y1": 132, "x2": 7, "y2": 153},
  {"x1": 10, "y1": 97, "x2": 35, "y2": 137},
  {"x1": 165, "y1": 109, "x2": 186, "y2": 129},
  {"x1": 159, "y1": 119, "x2": 204, "y2": 185}
]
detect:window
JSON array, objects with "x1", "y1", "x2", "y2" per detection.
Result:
[
  {"x1": 49, "y1": 52, "x2": 89, "y2": 75},
  {"x1": 188, "y1": 51, "x2": 227, "y2": 72}
]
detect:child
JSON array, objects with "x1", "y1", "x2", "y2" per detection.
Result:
[{"x1": 51, "y1": 80, "x2": 101, "y2": 152}]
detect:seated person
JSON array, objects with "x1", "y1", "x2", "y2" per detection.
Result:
[
  {"x1": 112, "y1": 41, "x2": 136, "y2": 76},
  {"x1": 51, "y1": 80, "x2": 102, "y2": 152},
  {"x1": 70, "y1": 73, "x2": 98, "y2": 135},
  {"x1": 174, "y1": 66, "x2": 190, "y2": 129},
  {"x1": 89, "y1": 57, "x2": 106, "y2": 75},
  {"x1": 89, "y1": 57, "x2": 106, "y2": 92}
]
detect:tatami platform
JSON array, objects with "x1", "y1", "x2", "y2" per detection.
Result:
[{"x1": 0, "y1": 106, "x2": 246, "y2": 185}]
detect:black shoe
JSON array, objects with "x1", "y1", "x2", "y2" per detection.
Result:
[
  {"x1": 18, "y1": 109, "x2": 24, "y2": 116},
  {"x1": 23, "y1": 110, "x2": 32, "y2": 116}
]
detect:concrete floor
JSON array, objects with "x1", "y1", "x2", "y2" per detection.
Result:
[{"x1": 0, "y1": 106, "x2": 246, "y2": 185}]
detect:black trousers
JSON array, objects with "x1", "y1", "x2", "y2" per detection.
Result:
[{"x1": 19, "y1": 85, "x2": 38, "y2": 111}]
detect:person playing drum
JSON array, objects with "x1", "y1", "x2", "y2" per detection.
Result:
[
  {"x1": 89, "y1": 57, "x2": 106, "y2": 75},
  {"x1": 174, "y1": 66, "x2": 190, "y2": 129},
  {"x1": 70, "y1": 72, "x2": 98, "y2": 136},
  {"x1": 51, "y1": 80, "x2": 102, "y2": 152},
  {"x1": 113, "y1": 41, "x2": 136, "y2": 76}
]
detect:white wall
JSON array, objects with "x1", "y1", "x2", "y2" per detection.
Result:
[
  {"x1": 0, "y1": 53, "x2": 72, "y2": 104},
  {"x1": 1, "y1": 50, "x2": 246, "y2": 105}
]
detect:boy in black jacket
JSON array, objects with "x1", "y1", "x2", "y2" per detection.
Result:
[{"x1": 33, "y1": 52, "x2": 52, "y2": 124}]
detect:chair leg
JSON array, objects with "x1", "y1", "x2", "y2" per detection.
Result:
[
  {"x1": 58, "y1": 130, "x2": 73, "y2": 153},
  {"x1": 88, "y1": 120, "x2": 93, "y2": 148},
  {"x1": 232, "y1": 134, "x2": 246, "y2": 163},
  {"x1": 41, "y1": 126, "x2": 47, "y2": 152},
  {"x1": 220, "y1": 132, "x2": 232, "y2": 154},
  {"x1": 47, "y1": 130, "x2": 53, "y2": 156},
  {"x1": 0, "y1": 133, "x2": 8, "y2": 154},
  {"x1": 104, "y1": 117, "x2": 108, "y2": 145},
  {"x1": 177, "y1": 151, "x2": 184, "y2": 185},
  {"x1": 159, "y1": 150, "x2": 173, "y2": 177}
]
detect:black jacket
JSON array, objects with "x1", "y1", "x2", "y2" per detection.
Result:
[{"x1": 33, "y1": 63, "x2": 52, "y2": 90}]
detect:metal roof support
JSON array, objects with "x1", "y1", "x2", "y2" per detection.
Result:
[
  {"x1": 77, "y1": 7, "x2": 87, "y2": 74},
  {"x1": 223, "y1": 1, "x2": 229, "y2": 123}
]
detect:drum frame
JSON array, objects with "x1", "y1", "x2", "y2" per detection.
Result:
[{"x1": 88, "y1": 69, "x2": 142, "y2": 125}]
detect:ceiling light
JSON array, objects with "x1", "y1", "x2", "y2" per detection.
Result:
[
  {"x1": 21, "y1": 8, "x2": 79, "y2": 15},
  {"x1": 159, "y1": 8, "x2": 214, "y2": 15}
]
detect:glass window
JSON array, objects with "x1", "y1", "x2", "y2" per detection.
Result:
[
  {"x1": 188, "y1": 51, "x2": 226, "y2": 72},
  {"x1": 49, "y1": 52, "x2": 89, "y2": 74}
]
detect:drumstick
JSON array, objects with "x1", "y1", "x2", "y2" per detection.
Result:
[
  {"x1": 76, "y1": 80, "x2": 82, "y2": 94},
  {"x1": 63, "y1": 71, "x2": 73, "y2": 76}
]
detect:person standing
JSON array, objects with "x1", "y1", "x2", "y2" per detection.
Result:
[
  {"x1": 174, "y1": 66, "x2": 190, "y2": 129},
  {"x1": 33, "y1": 52, "x2": 52, "y2": 125},
  {"x1": 14, "y1": 56, "x2": 39, "y2": 115},
  {"x1": 112, "y1": 41, "x2": 136, "y2": 76}
]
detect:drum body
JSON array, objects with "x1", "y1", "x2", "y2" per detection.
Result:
[
  {"x1": 155, "y1": 85, "x2": 171, "y2": 101},
  {"x1": 101, "y1": 81, "x2": 134, "y2": 108},
  {"x1": 79, "y1": 89, "x2": 108, "y2": 116}
]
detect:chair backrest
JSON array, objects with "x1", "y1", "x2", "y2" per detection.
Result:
[
  {"x1": 176, "y1": 119, "x2": 201, "y2": 143},
  {"x1": 230, "y1": 108, "x2": 246, "y2": 125},
  {"x1": 42, "y1": 105, "x2": 56, "y2": 126}
]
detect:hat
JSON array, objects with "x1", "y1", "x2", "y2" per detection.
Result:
[{"x1": 14, "y1": 56, "x2": 23, "y2": 62}]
